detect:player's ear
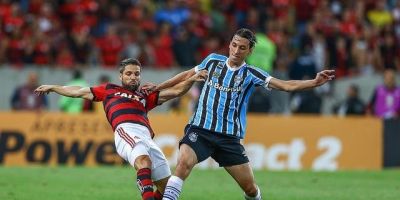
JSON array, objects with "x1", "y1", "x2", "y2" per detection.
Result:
[{"x1": 119, "y1": 73, "x2": 122, "y2": 81}]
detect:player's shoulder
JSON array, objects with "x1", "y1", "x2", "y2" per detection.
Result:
[
  {"x1": 246, "y1": 64, "x2": 258, "y2": 70},
  {"x1": 246, "y1": 65, "x2": 269, "y2": 74},
  {"x1": 245, "y1": 65, "x2": 271, "y2": 80},
  {"x1": 207, "y1": 53, "x2": 227, "y2": 62}
]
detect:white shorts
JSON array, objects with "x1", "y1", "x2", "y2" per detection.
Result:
[{"x1": 114, "y1": 123, "x2": 171, "y2": 181}]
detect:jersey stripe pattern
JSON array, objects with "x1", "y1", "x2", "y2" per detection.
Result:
[
  {"x1": 90, "y1": 83, "x2": 159, "y2": 137},
  {"x1": 190, "y1": 53, "x2": 271, "y2": 139}
]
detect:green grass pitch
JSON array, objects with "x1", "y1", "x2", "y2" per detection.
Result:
[{"x1": 0, "y1": 166, "x2": 399, "y2": 200}]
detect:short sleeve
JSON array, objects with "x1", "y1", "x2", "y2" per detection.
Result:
[
  {"x1": 145, "y1": 90, "x2": 160, "y2": 111},
  {"x1": 90, "y1": 84, "x2": 107, "y2": 101},
  {"x1": 195, "y1": 53, "x2": 215, "y2": 72},
  {"x1": 248, "y1": 66, "x2": 273, "y2": 90}
]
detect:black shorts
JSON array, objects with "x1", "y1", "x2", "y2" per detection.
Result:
[{"x1": 179, "y1": 124, "x2": 249, "y2": 167}]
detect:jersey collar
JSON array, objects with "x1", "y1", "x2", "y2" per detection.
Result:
[{"x1": 226, "y1": 59, "x2": 246, "y2": 71}]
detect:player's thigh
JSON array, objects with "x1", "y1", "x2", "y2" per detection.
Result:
[
  {"x1": 114, "y1": 130, "x2": 149, "y2": 166},
  {"x1": 178, "y1": 143, "x2": 198, "y2": 167},
  {"x1": 179, "y1": 126, "x2": 214, "y2": 164},
  {"x1": 224, "y1": 163, "x2": 256, "y2": 190}
]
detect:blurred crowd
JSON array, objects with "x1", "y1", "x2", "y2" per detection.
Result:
[
  {"x1": 6, "y1": 0, "x2": 400, "y2": 118},
  {"x1": 0, "y1": 0, "x2": 399, "y2": 72}
]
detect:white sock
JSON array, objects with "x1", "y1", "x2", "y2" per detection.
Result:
[
  {"x1": 244, "y1": 186, "x2": 262, "y2": 200},
  {"x1": 162, "y1": 175, "x2": 184, "y2": 200}
]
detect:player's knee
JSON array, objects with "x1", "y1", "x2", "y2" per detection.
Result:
[{"x1": 134, "y1": 155, "x2": 152, "y2": 170}]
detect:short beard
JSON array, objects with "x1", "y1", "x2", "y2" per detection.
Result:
[{"x1": 122, "y1": 83, "x2": 139, "y2": 92}]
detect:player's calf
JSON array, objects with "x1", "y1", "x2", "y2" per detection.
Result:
[
  {"x1": 154, "y1": 190, "x2": 162, "y2": 200},
  {"x1": 137, "y1": 168, "x2": 155, "y2": 200},
  {"x1": 134, "y1": 154, "x2": 155, "y2": 200},
  {"x1": 244, "y1": 185, "x2": 262, "y2": 200}
]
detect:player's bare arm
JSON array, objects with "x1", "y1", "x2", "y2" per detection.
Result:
[
  {"x1": 157, "y1": 70, "x2": 208, "y2": 104},
  {"x1": 140, "y1": 82, "x2": 157, "y2": 95},
  {"x1": 153, "y1": 68, "x2": 197, "y2": 91},
  {"x1": 34, "y1": 85, "x2": 94, "y2": 100},
  {"x1": 269, "y1": 70, "x2": 335, "y2": 92}
]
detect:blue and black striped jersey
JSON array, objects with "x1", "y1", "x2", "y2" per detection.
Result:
[{"x1": 189, "y1": 53, "x2": 272, "y2": 139}]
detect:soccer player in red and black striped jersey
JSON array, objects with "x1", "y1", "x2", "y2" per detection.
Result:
[{"x1": 35, "y1": 58, "x2": 208, "y2": 200}]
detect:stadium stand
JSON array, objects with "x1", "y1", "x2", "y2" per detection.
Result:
[{"x1": 0, "y1": 0, "x2": 399, "y2": 115}]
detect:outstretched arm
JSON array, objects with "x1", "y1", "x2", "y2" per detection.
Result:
[
  {"x1": 155, "y1": 68, "x2": 197, "y2": 91},
  {"x1": 34, "y1": 85, "x2": 94, "y2": 100},
  {"x1": 157, "y1": 70, "x2": 207, "y2": 104},
  {"x1": 269, "y1": 70, "x2": 335, "y2": 92}
]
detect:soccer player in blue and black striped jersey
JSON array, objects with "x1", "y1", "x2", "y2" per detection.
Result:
[{"x1": 158, "y1": 28, "x2": 335, "y2": 200}]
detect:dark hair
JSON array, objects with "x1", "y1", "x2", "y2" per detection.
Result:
[
  {"x1": 119, "y1": 58, "x2": 142, "y2": 73},
  {"x1": 234, "y1": 28, "x2": 257, "y2": 48}
]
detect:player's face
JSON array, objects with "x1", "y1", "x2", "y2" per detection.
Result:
[
  {"x1": 228, "y1": 35, "x2": 252, "y2": 67},
  {"x1": 120, "y1": 64, "x2": 141, "y2": 91}
]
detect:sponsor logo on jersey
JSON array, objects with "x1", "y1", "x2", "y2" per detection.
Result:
[
  {"x1": 207, "y1": 80, "x2": 241, "y2": 92},
  {"x1": 114, "y1": 92, "x2": 146, "y2": 106}
]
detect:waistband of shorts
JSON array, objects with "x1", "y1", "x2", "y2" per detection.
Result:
[
  {"x1": 115, "y1": 123, "x2": 152, "y2": 138},
  {"x1": 186, "y1": 124, "x2": 240, "y2": 140}
]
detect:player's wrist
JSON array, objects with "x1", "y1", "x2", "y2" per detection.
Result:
[
  {"x1": 154, "y1": 85, "x2": 161, "y2": 91},
  {"x1": 311, "y1": 79, "x2": 319, "y2": 87},
  {"x1": 50, "y1": 85, "x2": 60, "y2": 92}
]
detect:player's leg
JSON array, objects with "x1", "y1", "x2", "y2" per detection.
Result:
[
  {"x1": 175, "y1": 144, "x2": 198, "y2": 180},
  {"x1": 134, "y1": 154, "x2": 152, "y2": 169},
  {"x1": 153, "y1": 176, "x2": 169, "y2": 199},
  {"x1": 115, "y1": 126, "x2": 155, "y2": 200},
  {"x1": 225, "y1": 163, "x2": 261, "y2": 200},
  {"x1": 133, "y1": 152, "x2": 156, "y2": 200},
  {"x1": 162, "y1": 144, "x2": 198, "y2": 200},
  {"x1": 212, "y1": 135, "x2": 261, "y2": 199},
  {"x1": 163, "y1": 126, "x2": 213, "y2": 200}
]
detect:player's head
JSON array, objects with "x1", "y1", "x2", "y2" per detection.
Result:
[
  {"x1": 119, "y1": 58, "x2": 141, "y2": 91},
  {"x1": 228, "y1": 28, "x2": 256, "y2": 67}
]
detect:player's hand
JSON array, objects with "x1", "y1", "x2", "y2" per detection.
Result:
[
  {"x1": 34, "y1": 85, "x2": 53, "y2": 95},
  {"x1": 190, "y1": 70, "x2": 208, "y2": 82},
  {"x1": 140, "y1": 82, "x2": 157, "y2": 95},
  {"x1": 315, "y1": 70, "x2": 335, "y2": 86}
]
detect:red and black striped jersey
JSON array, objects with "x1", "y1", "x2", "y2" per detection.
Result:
[{"x1": 90, "y1": 83, "x2": 159, "y2": 137}]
